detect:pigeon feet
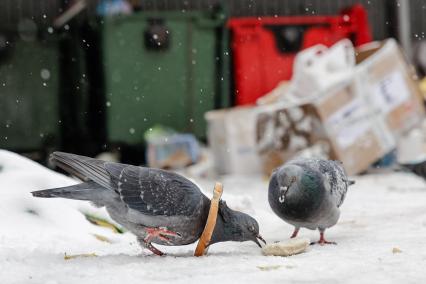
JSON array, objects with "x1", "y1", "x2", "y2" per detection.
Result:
[
  {"x1": 137, "y1": 237, "x2": 165, "y2": 256},
  {"x1": 290, "y1": 228, "x2": 299, "y2": 238},
  {"x1": 316, "y1": 239, "x2": 337, "y2": 246},
  {"x1": 145, "y1": 242, "x2": 165, "y2": 256},
  {"x1": 145, "y1": 227, "x2": 182, "y2": 243},
  {"x1": 310, "y1": 232, "x2": 337, "y2": 246},
  {"x1": 311, "y1": 239, "x2": 337, "y2": 246},
  {"x1": 141, "y1": 227, "x2": 182, "y2": 256}
]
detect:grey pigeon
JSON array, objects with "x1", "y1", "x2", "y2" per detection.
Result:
[
  {"x1": 401, "y1": 160, "x2": 426, "y2": 180},
  {"x1": 268, "y1": 158, "x2": 355, "y2": 245},
  {"x1": 32, "y1": 152, "x2": 265, "y2": 255}
]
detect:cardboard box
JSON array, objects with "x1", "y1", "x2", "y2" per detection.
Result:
[
  {"x1": 355, "y1": 39, "x2": 425, "y2": 137},
  {"x1": 205, "y1": 102, "x2": 327, "y2": 175},
  {"x1": 255, "y1": 80, "x2": 396, "y2": 176},
  {"x1": 313, "y1": 80, "x2": 395, "y2": 175},
  {"x1": 255, "y1": 102, "x2": 329, "y2": 175},
  {"x1": 206, "y1": 101, "x2": 331, "y2": 175}
]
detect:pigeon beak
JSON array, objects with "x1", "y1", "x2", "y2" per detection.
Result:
[
  {"x1": 253, "y1": 234, "x2": 266, "y2": 247},
  {"x1": 257, "y1": 234, "x2": 266, "y2": 244}
]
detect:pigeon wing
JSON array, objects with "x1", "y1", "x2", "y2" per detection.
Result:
[
  {"x1": 291, "y1": 158, "x2": 348, "y2": 208},
  {"x1": 319, "y1": 160, "x2": 348, "y2": 208},
  {"x1": 105, "y1": 163, "x2": 207, "y2": 217}
]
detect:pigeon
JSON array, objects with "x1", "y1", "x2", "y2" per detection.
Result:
[
  {"x1": 268, "y1": 158, "x2": 355, "y2": 245},
  {"x1": 32, "y1": 152, "x2": 265, "y2": 255},
  {"x1": 401, "y1": 160, "x2": 426, "y2": 180}
]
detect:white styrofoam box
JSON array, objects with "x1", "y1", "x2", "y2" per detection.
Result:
[
  {"x1": 287, "y1": 39, "x2": 356, "y2": 101},
  {"x1": 205, "y1": 107, "x2": 262, "y2": 175},
  {"x1": 397, "y1": 120, "x2": 426, "y2": 164}
]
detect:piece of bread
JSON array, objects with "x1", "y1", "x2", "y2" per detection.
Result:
[
  {"x1": 194, "y1": 182, "x2": 223, "y2": 256},
  {"x1": 262, "y1": 238, "x2": 310, "y2": 256}
]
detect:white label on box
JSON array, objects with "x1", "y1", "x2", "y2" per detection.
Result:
[
  {"x1": 326, "y1": 98, "x2": 371, "y2": 149},
  {"x1": 371, "y1": 71, "x2": 411, "y2": 114}
]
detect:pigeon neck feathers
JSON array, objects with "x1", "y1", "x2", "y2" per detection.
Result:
[
  {"x1": 278, "y1": 166, "x2": 325, "y2": 220},
  {"x1": 209, "y1": 201, "x2": 259, "y2": 245}
]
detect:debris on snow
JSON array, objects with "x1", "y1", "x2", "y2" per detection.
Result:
[
  {"x1": 392, "y1": 247, "x2": 403, "y2": 254},
  {"x1": 64, "y1": 252, "x2": 98, "y2": 260}
]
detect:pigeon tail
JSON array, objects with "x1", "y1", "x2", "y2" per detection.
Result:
[
  {"x1": 50, "y1": 151, "x2": 111, "y2": 189},
  {"x1": 31, "y1": 181, "x2": 108, "y2": 201}
]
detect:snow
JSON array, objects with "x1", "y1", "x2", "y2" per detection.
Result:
[{"x1": 1, "y1": 149, "x2": 426, "y2": 283}]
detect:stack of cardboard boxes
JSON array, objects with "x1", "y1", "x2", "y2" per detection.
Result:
[{"x1": 206, "y1": 39, "x2": 425, "y2": 176}]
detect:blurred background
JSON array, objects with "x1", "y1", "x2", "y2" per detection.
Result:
[{"x1": 1, "y1": 0, "x2": 425, "y2": 176}]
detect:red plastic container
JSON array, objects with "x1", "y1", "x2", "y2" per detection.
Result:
[{"x1": 228, "y1": 4, "x2": 372, "y2": 105}]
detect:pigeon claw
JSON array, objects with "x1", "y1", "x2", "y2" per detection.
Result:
[
  {"x1": 145, "y1": 242, "x2": 165, "y2": 256},
  {"x1": 310, "y1": 232, "x2": 337, "y2": 246},
  {"x1": 145, "y1": 227, "x2": 181, "y2": 241},
  {"x1": 158, "y1": 234, "x2": 172, "y2": 243},
  {"x1": 310, "y1": 240, "x2": 337, "y2": 246},
  {"x1": 158, "y1": 227, "x2": 182, "y2": 238},
  {"x1": 143, "y1": 227, "x2": 182, "y2": 249},
  {"x1": 318, "y1": 240, "x2": 337, "y2": 246},
  {"x1": 290, "y1": 228, "x2": 300, "y2": 238}
]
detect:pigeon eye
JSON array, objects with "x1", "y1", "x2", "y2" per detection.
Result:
[{"x1": 248, "y1": 225, "x2": 255, "y2": 232}]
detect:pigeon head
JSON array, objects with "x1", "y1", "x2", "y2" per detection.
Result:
[
  {"x1": 210, "y1": 201, "x2": 265, "y2": 247},
  {"x1": 270, "y1": 164, "x2": 304, "y2": 204},
  {"x1": 269, "y1": 164, "x2": 325, "y2": 220}
]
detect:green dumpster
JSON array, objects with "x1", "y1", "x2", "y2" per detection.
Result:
[
  {"x1": 101, "y1": 10, "x2": 229, "y2": 145},
  {"x1": 0, "y1": 36, "x2": 60, "y2": 152}
]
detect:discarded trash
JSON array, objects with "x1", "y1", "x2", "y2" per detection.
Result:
[
  {"x1": 392, "y1": 247, "x2": 402, "y2": 254},
  {"x1": 145, "y1": 125, "x2": 200, "y2": 169},
  {"x1": 84, "y1": 213, "x2": 125, "y2": 234},
  {"x1": 64, "y1": 252, "x2": 97, "y2": 260},
  {"x1": 208, "y1": 39, "x2": 425, "y2": 176}
]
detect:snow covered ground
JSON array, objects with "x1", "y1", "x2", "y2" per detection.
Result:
[{"x1": 1, "y1": 149, "x2": 426, "y2": 284}]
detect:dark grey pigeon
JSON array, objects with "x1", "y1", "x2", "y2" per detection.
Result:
[
  {"x1": 32, "y1": 152, "x2": 265, "y2": 255},
  {"x1": 268, "y1": 158, "x2": 355, "y2": 245},
  {"x1": 401, "y1": 160, "x2": 426, "y2": 180}
]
